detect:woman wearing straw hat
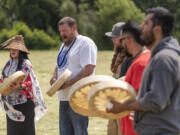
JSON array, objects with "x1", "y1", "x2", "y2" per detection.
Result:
[{"x1": 0, "y1": 35, "x2": 46, "y2": 135}]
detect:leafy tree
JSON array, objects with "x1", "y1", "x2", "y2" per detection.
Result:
[
  {"x1": 132, "y1": 0, "x2": 180, "y2": 41},
  {"x1": 0, "y1": 7, "x2": 11, "y2": 29},
  {"x1": 59, "y1": 0, "x2": 77, "y2": 18},
  {"x1": 0, "y1": 21, "x2": 58, "y2": 49},
  {"x1": 19, "y1": 0, "x2": 60, "y2": 35},
  {"x1": 0, "y1": 0, "x2": 26, "y2": 24},
  {"x1": 95, "y1": 0, "x2": 145, "y2": 49},
  {"x1": 0, "y1": 0, "x2": 61, "y2": 36},
  {"x1": 58, "y1": 0, "x2": 97, "y2": 41},
  {"x1": 0, "y1": 0, "x2": 152, "y2": 50},
  {"x1": 76, "y1": 3, "x2": 97, "y2": 39},
  {"x1": 72, "y1": 0, "x2": 96, "y2": 11}
]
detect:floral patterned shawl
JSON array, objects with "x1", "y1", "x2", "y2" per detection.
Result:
[{"x1": 0, "y1": 58, "x2": 46, "y2": 121}]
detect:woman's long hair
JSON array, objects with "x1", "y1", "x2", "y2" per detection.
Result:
[
  {"x1": 16, "y1": 51, "x2": 29, "y2": 71},
  {"x1": 111, "y1": 46, "x2": 126, "y2": 74},
  {"x1": 2, "y1": 51, "x2": 29, "y2": 78}
]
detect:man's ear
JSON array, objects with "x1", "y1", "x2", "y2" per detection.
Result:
[
  {"x1": 72, "y1": 25, "x2": 77, "y2": 31},
  {"x1": 127, "y1": 36, "x2": 132, "y2": 45},
  {"x1": 154, "y1": 25, "x2": 162, "y2": 34}
]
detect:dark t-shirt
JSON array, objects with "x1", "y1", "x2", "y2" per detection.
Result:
[{"x1": 120, "y1": 56, "x2": 133, "y2": 77}]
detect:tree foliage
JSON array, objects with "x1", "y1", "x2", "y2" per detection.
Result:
[
  {"x1": 132, "y1": 0, "x2": 180, "y2": 40},
  {"x1": 59, "y1": 0, "x2": 97, "y2": 40},
  {"x1": 1, "y1": 0, "x2": 179, "y2": 49},
  {"x1": 95, "y1": 0, "x2": 145, "y2": 49},
  {"x1": 0, "y1": 21, "x2": 58, "y2": 49}
]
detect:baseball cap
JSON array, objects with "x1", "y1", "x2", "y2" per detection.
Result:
[{"x1": 105, "y1": 22, "x2": 125, "y2": 37}]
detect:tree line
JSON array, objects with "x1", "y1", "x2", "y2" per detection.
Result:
[{"x1": 0, "y1": 0, "x2": 179, "y2": 50}]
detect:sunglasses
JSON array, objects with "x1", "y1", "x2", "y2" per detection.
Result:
[
  {"x1": 119, "y1": 37, "x2": 127, "y2": 43},
  {"x1": 119, "y1": 35, "x2": 131, "y2": 43}
]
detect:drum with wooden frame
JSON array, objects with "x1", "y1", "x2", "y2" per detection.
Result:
[
  {"x1": 88, "y1": 79, "x2": 136, "y2": 119},
  {"x1": 69, "y1": 75, "x2": 115, "y2": 117},
  {"x1": 0, "y1": 71, "x2": 25, "y2": 96},
  {"x1": 46, "y1": 69, "x2": 72, "y2": 97}
]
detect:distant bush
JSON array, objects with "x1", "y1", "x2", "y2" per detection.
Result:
[
  {"x1": 0, "y1": 29, "x2": 9, "y2": 43},
  {"x1": 30, "y1": 29, "x2": 57, "y2": 49},
  {"x1": 0, "y1": 21, "x2": 59, "y2": 49}
]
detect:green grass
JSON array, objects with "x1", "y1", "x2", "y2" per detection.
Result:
[{"x1": 0, "y1": 50, "x2": 113, "y2": 135}]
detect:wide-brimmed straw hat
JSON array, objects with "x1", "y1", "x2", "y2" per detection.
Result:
[{"x1": 0, "y1": 35, "x2": 29, "y2": 54}]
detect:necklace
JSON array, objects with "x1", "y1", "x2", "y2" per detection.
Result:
[
  {"x1": 57, "y1": 38, "x2": 76, "y2": 68},
  {"x1": 133, "y1": 47, "x2": 146, "y2": 59}
]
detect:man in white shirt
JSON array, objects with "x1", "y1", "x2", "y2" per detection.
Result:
[{"x1": 50, "y1": 17, "x2": 97, "y2": 135}]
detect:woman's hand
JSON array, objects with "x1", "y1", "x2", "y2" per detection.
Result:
[{"x1": 10, "y1": 82, "x2": 21, "y2": 91}]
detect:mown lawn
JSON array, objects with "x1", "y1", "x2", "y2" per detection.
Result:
[{"x1": 0, "y1": 50, "x2": 113, "y2": 135}]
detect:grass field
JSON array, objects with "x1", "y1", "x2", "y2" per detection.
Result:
[{"x1": 0, "y1": 50, "x2": 113, "y2": 135}]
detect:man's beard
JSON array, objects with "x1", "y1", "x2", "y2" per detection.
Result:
[
  {"x1": 63, "y1": 37, "x2": 74, "y2": 46},
  {"x1": 61, "y1": 33, "x2": 74, "y2": 46},
  {"x1": 141, "y1": 29, "x2": 155, "y2": 46},
  {"x1": 116, "y1": 46, "x2": 124, "y2": 53},
  {"x1": 125, "y1": 49, "x2": 132, "y2": 57},
  {"x1": 64, "y1": 40, "x2": 72, "y2": 45}
]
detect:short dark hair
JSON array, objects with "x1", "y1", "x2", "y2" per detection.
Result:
[
  {"x1": 122, "y1": 21, "x2": 142, "y2": 44},
  {"x1": 58, "y1": 17, "x2": 77, "y2": 27},
  {"x1": 147, "y1": 6, "x2": 174, "y2": 37}
]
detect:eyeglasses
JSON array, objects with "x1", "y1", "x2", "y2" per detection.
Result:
[
  {"x1": 119, "y1": 35, "x2": 131, "y2": 43},
  {"x1": 119, "y1": 37, "x2": 127, "y2": 43}
]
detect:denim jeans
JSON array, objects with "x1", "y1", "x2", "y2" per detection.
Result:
[{"x1": 59, "y1": 101, "x2": 88, "y2": 135}]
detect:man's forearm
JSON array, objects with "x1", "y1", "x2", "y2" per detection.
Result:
[
  {"x1": 108, "y1": 99, "x2": 143, "y2": 114},
  {"x1": 70, "y1": 65, "x2": 95, "y2": 83},
  {"x1": 60, "y1": 64, "x2": 95, "y2": 89},
  {"x1": 125, "y1": 99, "x2": 142, "y2": 111}
]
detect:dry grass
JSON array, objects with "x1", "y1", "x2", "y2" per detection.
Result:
[{"x1": 0, "y1": 50, "x2": 113, "y2": 135}]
